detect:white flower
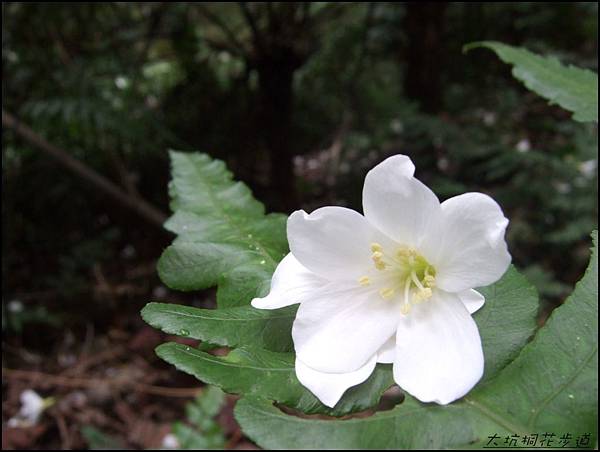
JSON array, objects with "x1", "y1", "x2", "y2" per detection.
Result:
[
  {"x1": 578, "y1": 159, "x2": 597, "y2": 179},
  {"x1": 252, "y1": 155, "x2": 511, "y2": 407},
  {"x1": 516, "y1": 138, "x2": 531, "y2": 153},
  {"x1": 8, "y1": 389, "x2": 53, "y2": 427},
  {"x1": 161, "y1": 433, "x2": 180, "y2": 449}
]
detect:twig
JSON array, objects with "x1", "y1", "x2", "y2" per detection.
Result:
[
  {"x1": 137, "y1": 2, "x2": 169, "y2": 67},
  {"x1": 50, "y1": 410, "x2": 72, "y2": 450},
  {"x1": 197, "y1": 4, "x2": 248, "y2": 57},
  {"x1": 61, "y1": 346, "x2": 126, "y2": 377},
  {"x1": 2, "y1": 343, "x2": 43, "y2": 365},
  {"x1": 106, "y1": 148, "x2": 141, "y2": 199},
  {"x1": 239, "y1": 2, "x2": 265, "y2": 55},
  {"x1": 124, "y1": 261, "x2": 159, "y2": 279},
  {"x1": 299, "y1": 2, "x2": 311, "y2": 28},
  {"x1": 225, "y1": 428, "x2": 243, "y2": 449},
  {"x1": 2, "y1": 109, "x2": 168, "y2": 229},
  {"x1": 6, "y1": 290, "x2": 59, "y2": 301},
  {"x1": 351, "y1": 3, "x2": 377, "y2": 83},
  {"x1": 92, "y1": 263, "x2": 114, "y2": 299},
  {"x1": 325, "y1": 112, "x2": 353, "y2": 188},
  {"x1": 3, "y1": 368, "x2": 201, "y2": 398},
  {"x1": 48, "y1": 26, "x2": 72, "y2": 66},
  {"x1": 81, "y1": 322, "x2": 95, "y2": 361}
]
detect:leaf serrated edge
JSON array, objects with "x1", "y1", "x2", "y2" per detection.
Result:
[{"x1": 463, "y1": 41, "x2": 598, "y2": 123}]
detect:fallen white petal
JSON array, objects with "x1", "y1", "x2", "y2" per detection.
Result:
[
  {"x1": 161, "y1": 434, "x2": 180, "y2": 449},
  {"x1": 20, "y1": 390, "x2": 45, "y2": 424}
]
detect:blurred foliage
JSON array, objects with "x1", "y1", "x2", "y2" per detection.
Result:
[
  {"x1": 2, "y1": 300, "x2": 62, "y2": 334},
  {"x1": 78, "y1": 386, "x2": 226, "y2": 450},
  {"x1": 81, "y1": 425, "x2": 125, "y2": 450},
  {"x1": 171, "y1": 385, "x2": 227, "y2": 450},
  {"x1": 2, "y1": 2, "x2": 598, "y2": 332}
]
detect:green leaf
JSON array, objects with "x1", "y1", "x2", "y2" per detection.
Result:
[
  {"x1": 472, "y1": 230, "x2": 597, "y2": 440},
  {"x1": 158, "y1": 151, "x2": 288, "y2": 307},
  {"x1": 141, "y1": 303, "x2": 296, "y2": 352},
  {"x1": 235, "y1": 395, "x2": 503, "y2": 450},
  {"x1": 465, "y1": 41, "x2": 598, "y2": 123},
  {"x1": 156, "y1": 343, "x2": 394, "y2": 417},
  {"x1": 475, "y1": 265, "x2": 539, "y2": 382},
  {"x1": 234, "y1": 233, "x2": 598, "y2": 449}
]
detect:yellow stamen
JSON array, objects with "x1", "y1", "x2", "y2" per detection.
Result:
[
  {"x1": 371, "y1": 250, "x2": 387, "y2": 270},
  {"x1": 423, "y1": 275, "x2": 436, "y2": 287},
  {"x1": 358, "y1": 276, "x2": 371, "y2": 286},
  {"x1": 372, "y1": 251, "x2": 383, "y2": 260},
  {"x1": 396, "y1": 248, "x2": 411, "y2": 258},
  {"x1": 365, "y1": 242, "x2": 436, "y2": 315},
  {"x1": 374, "y1": 260, "x2": 387, "y2": 270},
  {"x1": 379, "y1": 287, "x2": 395, "y2": 300},
  {"x1": 413, "y1": 287, "x2": 432, "y2": 304},
  {"x1": 370, "y1": 242, "x2": 383, "y2": 253}
]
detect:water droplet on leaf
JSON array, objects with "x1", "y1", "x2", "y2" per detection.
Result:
[{"x1": 179, "y1": 329, "x2": 190, "y2": 336}]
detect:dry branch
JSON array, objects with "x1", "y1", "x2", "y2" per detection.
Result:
[
  {"x1": 2, "y1": 109, "x2": 168, "y2": 229},
  {"x1": 3, "y1": 368, "x2": 201, "y2": 398}
]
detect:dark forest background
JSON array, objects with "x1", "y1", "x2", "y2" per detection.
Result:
[{"x1": 2, "y1": 2, "x2": 598, "y2": 449}]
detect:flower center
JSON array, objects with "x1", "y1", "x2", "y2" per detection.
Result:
[{"x1": 358, "y1": 243, "x2": 436, "y2": 315}]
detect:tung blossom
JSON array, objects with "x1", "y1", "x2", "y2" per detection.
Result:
[{"x1": 252, "y1": 155, "x2": 511, "y2": 407}]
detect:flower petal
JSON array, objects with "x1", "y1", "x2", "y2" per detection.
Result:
[
  {"x1": 293, "y1": 284, "x2": 401, "y2": 373},
  {"x1": 295, "y1": 355, "x2": 377, "y2": 408},
  {"x1": 287, "y1": 207, "x2": 393, "y2": 281},
  {"x1": 377, "y1": 336, "x2": 396, "y2": 364},
  {"x1": 458, "y1": 289, "x2": 485, "y2": 314},
  {"x1": 251, "y1": 253, "x2": 326, "y2": 310},
  {"x1": 393, "y1": 290, "x2": 484, "y2": 405},
  {"x1": 425, "y1": 192, "x2": 511, "y2": 293},
  {"x1": 362, "y1": 155, "x2": 441, "y2": 248}
]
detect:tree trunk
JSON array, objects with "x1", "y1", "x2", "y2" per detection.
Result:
[
  {"x1": 403, "y1": 2, "x2": 448, "y2": 114},
  {"x1": 257, "y1": 54, "x2": 298, "y2": 212}
]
